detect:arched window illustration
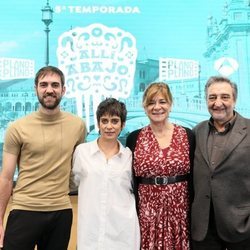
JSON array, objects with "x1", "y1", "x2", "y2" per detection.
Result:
[
  {"x1": 139, "y1": 82, "x2": 145, "y2": 92},
  {"x1": 25, "y1": 102, "x2": 32, "y2": 112},
  {"x1": 5, "y1": 102, "x2": 12, "y2": 112},
  {"x1": 15, "y1": 102, "x2": 22, "y2": 112},
  {"x1": 35, "y1": 102, "x2": 39, "y2": 111}
]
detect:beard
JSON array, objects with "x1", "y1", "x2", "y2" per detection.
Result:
[{"x1": 38, "y1": 93, "x2": 62, "y2": 110}]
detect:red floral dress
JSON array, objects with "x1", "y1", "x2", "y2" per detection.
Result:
[{"x1": 133, "y1": 125, "x2": 191, "y2": 250}]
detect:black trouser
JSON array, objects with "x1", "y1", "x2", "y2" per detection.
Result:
[
  {"x1": 192, "y1": 204, "x2": 250, "y2": 250},
  {"x1": 3, "y1": 209, "x2": 72, "y2": 250}
]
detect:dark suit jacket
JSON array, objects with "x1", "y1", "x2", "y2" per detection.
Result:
[{"x1": 191, "y1": 112, "x2": 250, "y2": 243}]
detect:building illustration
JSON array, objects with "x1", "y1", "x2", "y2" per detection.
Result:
[{"x1": 0, "y1": 0, "x2": 250, "y2": 147}]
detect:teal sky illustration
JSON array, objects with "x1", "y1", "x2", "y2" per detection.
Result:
[{"x1": 0, "y1": 0, "x2": 226, "y2": 69}]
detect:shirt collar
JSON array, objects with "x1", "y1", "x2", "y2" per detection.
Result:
[
  {"x1": 209, "y1": 112, "x2": 237, "y2": 134},
  {"x1": 37, "y1": 109, "x2": 62, "y2": 121},
  {"x1": 90, "y1": 139, "x2": 126, "y2": 157}
]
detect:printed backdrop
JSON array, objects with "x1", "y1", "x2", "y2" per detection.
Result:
[{"x1": 1, "y1": 0, "x2": 250, "y2": 171}]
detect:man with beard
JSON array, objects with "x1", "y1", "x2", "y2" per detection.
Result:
[
  {"x1": 191, "y1": 76, "x2": 250, "y2": 250},
  {"x1": 0, "y1": 66, "x2": 86, "y2": 250}
]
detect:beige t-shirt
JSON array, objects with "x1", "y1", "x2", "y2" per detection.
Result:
[{"x1": 4, "y1": 110, "x2": 86, "y2": 211}]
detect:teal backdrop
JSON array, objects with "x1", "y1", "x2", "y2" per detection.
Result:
[{"x1": 1, "y1": 0, "x2": 250, "y2": 174}]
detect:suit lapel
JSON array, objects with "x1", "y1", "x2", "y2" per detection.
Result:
[{"x1": 198, "y1": 123, "x2": 210, "y2": 167}]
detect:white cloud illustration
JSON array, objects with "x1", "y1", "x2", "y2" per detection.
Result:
[{"x1": 0, "y1": 41, "x2": 19, "y2": 54}]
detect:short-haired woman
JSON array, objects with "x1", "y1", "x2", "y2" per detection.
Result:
[{"x1": 72, "y1": 98, "x2": 140, "y2": 250}]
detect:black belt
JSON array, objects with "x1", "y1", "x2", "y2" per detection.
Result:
[{"x1": 137, "y1": 173, "x2": 190, "y2": 185}]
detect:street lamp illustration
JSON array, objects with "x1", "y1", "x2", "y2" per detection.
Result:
[{"x1": 41, "y1": 0, "x2": 53, "y2": 66}]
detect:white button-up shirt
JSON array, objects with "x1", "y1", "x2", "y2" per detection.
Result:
[{"x1": 72, "y1": 139, "x2": 140, "y2": 250}]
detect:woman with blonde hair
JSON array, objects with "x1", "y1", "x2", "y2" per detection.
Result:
[{"x1": 126, "y1": 82, "x2": 195, "y2": 250}]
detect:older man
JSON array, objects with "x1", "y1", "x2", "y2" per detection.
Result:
[{"x1": 191, "y1": 76, "x2": 250, "y2": 250}]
